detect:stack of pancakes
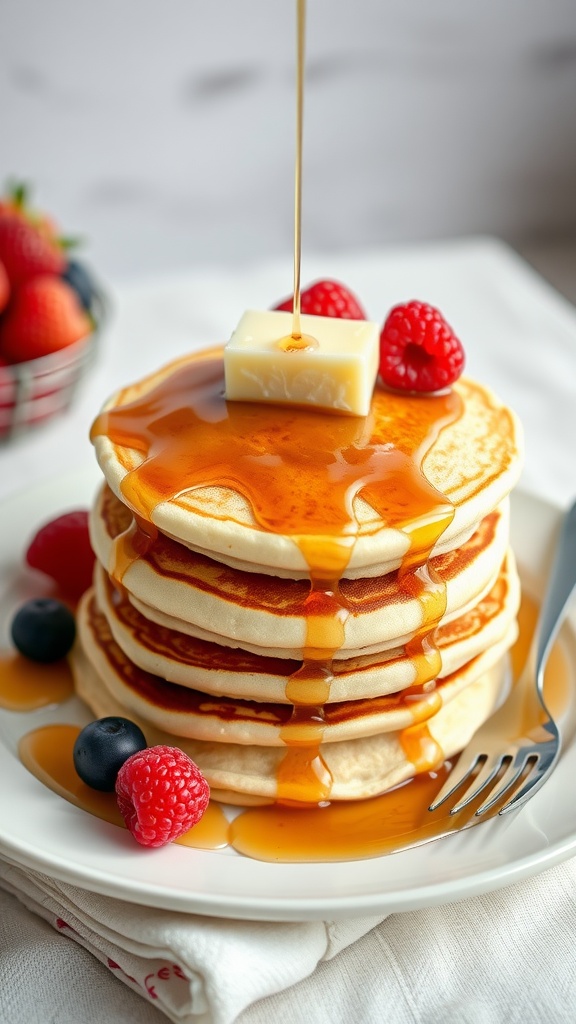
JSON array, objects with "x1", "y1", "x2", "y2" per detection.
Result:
[{"x1": 72, "y1": 347, "x2": 523, "y2": 805}]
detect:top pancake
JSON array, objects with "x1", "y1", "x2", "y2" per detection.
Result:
[{"x1": 91, "y1": 348, "x2": 523, "y2": 579}]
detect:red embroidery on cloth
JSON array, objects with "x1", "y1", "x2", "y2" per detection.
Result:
[
  {"x1": 144, "y1": 974, "x2": 158, "y2": 1000},
  {"x1": 55, "y1": 917, "x2": 77, "y2": 933},
  {"x1": 144, "y1": 964, "x2": 190, "y2": 1000},
  {"x1": 108, "y1": 957, "x2": 140, "y2": 986}
]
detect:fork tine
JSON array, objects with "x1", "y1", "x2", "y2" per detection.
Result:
[
  {"x1": 498, "y1": 744, "x2": 561, "y2": 815},
  {"x1": 428, "y1": 754, "x2": 485, "y2": 811},
  {"x1": 426, "y1": 501, "x2": 576, "y2": 830},
  {"x1": 497, "y1": 771, "x2": 546, "y2": 816},
  {"x1": 443, "y1": 755, "x2": 511, "y2": 815},
  {"x1": 473, "y1": 752, "x2": 536, "y2": 816}
]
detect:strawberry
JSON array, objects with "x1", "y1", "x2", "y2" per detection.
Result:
[
  {"x1": 0, "y1": 259, "x2": 9, "y2": 314},
  {"x1": 0, "y1": 275, "x2": 91, "y2": 363},
  {"x1": 0, "y1": 357, "x2": 15, "y2": 417},
  {"x1": 0, "y1": 186, "x2": 25, "y2": 220},
  {"x1": 274, "y1": 279, "x2": 366, "y2": 320},
  {"x1": 379, "y1": 301, "x2": 465, "y2": 392},
  {"x1": 0, "y1": 211, "x2": 65, "y2": 290},
  {"x1": 0, "y1": 180, "x2": 61, "y2": 245}
]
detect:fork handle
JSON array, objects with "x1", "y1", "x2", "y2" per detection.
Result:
[{"x1": 535, "y1": 499, "x2": 576, "y2": 687}]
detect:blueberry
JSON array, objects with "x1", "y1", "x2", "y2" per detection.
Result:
[
  {"x1": 62, "y1": 258, "x2": 97, "y2": 313},
  {"x1": 73, "y1": 717, "x2": 147, "y2": 791},
  {"x1": 11, "y1": 598, "x2": 76, "y2": 663}
]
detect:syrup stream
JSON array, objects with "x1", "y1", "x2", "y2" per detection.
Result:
[{"x1": 291, "y1": 0, "x2": 305, "y2": 343}]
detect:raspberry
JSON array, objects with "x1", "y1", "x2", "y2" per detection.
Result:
[
  {"x1": 115, "y1": 745, "x2": 210, "y2": 848},
  {"x1": 25, "y1": 510, "x2": 95, "y2": 601},
  {"x1": 274, "y1": 279, "x2": 366, "y2": 320},
  {"x1": 379, "y1": 301, "x2": 465, "y2": 392}
]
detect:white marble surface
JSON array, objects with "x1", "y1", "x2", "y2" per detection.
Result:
[{"x1": 1, "y1": 0, "x2": 576, "y2": 283}]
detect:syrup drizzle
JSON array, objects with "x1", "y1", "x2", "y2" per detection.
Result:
[
  {"x1": 91, "y1": 355, "x2": 462, "y2": 801},
  {"x1": 229, "y1": 594, "x2": 573, "y2": 860}
]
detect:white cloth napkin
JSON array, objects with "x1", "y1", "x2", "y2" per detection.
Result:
[
  {"x1": 3, "y1": 854, "x2": 576, "y2": 1024},
  {"x1": 0, "y1": 857, "x2": 384, "y2": 1024}
]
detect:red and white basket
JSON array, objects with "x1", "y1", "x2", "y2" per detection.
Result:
[{"x1": 0, "y1": 291, "x2": 106, "y2": 440}]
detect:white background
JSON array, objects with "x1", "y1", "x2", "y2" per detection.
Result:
[{"x1": 1, "y1": 0, "x2": 576, "y2": 285}]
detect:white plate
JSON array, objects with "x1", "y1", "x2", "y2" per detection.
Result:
[{"x1": 0, "y1": 469, "x2": 575, "y2": 922}]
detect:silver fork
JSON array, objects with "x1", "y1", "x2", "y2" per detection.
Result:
[{"x1": 429, "y1": 498, "x2": 576, "y2": 819}]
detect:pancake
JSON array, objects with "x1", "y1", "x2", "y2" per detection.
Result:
[
  {"x1": 71, "y1": 632, "x2": 509, "y2": 802},
  {"x1": 90, "y1": 484, "x2": 511, "y2": 658},
  {"x1": 93, "y1": 551, "x2": 520, "y2": 703},
  {"x1": 90, "y1": 352, "x2": 523, "y2": 579},
  {"x1": 76, "y1": 586, "x2": 515, "y2": 747}
]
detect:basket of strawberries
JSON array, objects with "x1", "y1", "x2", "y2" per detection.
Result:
[{"x1": 0, "y1": 182, "x2": 105, "y2": 440}]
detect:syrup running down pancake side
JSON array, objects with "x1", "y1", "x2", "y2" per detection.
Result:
[
  {"x1": 90, "y1": 349, "x2": 467, "y2": 803},
  {"x1": 6, "y1": 590, "x2": 571, "y2": 862}
]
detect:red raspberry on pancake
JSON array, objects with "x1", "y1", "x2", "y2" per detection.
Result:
[
  {"x1": 379, "y1": 301, "x2": 465, "y2": 392},
  {"x1": 274, "y1": 279, "x2": 366, "y2": 320}
]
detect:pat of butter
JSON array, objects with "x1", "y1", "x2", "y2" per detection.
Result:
[{"x1": 224, "y1": 309, "x2": 379, "y2": 416}]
